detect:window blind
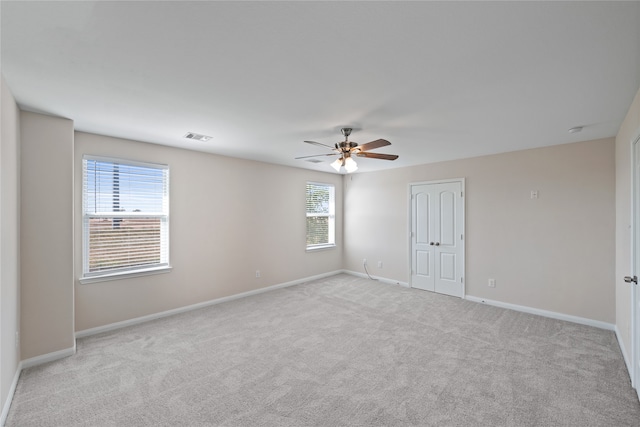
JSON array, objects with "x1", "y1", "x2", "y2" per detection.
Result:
[
  {"x1": 82, "y1": 156, "x2": 169, "y2": 278},
  {"x1": 306, "y1": 182, "x2": 335, "y2": 248}
]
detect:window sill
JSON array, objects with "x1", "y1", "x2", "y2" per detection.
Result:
[
  {"x1": 79, "y1": 266, "x2": 172, "y2": 284},
  {"x1": 306, "y1": 244, "x2": 336, "y2": 252}
]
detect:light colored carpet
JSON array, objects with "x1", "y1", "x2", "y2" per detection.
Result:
[{"x1": 6, "y1": 274, "x2": 640, "y2": 426}]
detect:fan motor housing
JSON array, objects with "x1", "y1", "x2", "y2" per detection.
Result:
[{"x1": 336, "y1": 141, "x2": 358, "y2": 151}]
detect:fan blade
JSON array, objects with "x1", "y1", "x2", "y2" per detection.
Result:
[
  {"x1": 295, "y1": 153, "x2": 338, "y2": 159},
  {"x1": 304, "y1": 140, "x2": 335, "y2": 150},
  {"x1": 356, "y1": 139, "x2": 390, "y2": 152},
  {"x1": 356, "y1": 152, "x2": 398, "y2": 161}
]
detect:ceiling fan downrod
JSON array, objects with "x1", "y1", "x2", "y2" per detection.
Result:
[{"x1": 338, "y1": 128, "x2": 358, "y2": 151}]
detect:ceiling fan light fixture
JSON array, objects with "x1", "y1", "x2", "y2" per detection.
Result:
[
  {"x1": 331, "y1": 157, "x2": 343, "y2": 172},
  {"x1": 300, "y1": 128, "x2": 397, "y2": 173},
  {"x1": 344, "y1": 157, "x2": 358, "y2": 173}
]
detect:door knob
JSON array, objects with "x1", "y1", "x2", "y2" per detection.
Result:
[
  {"x1": 624, "y1": 275, "x2": 638, "y2": 284},
  {"x1": 435, "y1": 242, "x2": 440, "y2": 246},
  {"x1": 429, "y1": 242, "x2": 434, "y2": 246}
]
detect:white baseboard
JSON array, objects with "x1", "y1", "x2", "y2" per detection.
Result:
[
  {"x1": 1, "y1": 272, "x2": 626, "y2": 427},
  {"x1": 1, "y1": 362, "x2": 22, "y2": 427},
  {"x1": 21, "y1": 345, "x2": 76, "y2": 370},
  {"x1": 2, "y1": 343, "x2": 76, "y2": 426},
  {"x1": 343, "y1": 270, "x2": 409, "y2": 287},
  {"x1": 3, "y1": 272, "x2": 341, "y2": 426},
  {"x1": 76, "y1": 270, "x2": 344, "y2": 339},
  {"x1": 345, "y1": 273, "x2": 614, "y2": 331},
  {"x1": 615, "y1": 325, "x2": 632, "y2": 378},
  {"x1": 465, "y1": 295, "x2": 615, "y2": 331}
]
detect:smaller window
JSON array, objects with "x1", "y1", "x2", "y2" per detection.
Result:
[{"x1": 306, "y1": 182, "x2": 335, "y2": 250}]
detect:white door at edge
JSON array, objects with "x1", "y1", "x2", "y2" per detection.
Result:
[
  {"x1": 411, "y1": 181, "x2": 464, "y2": 298},
  {"x1": 632, "y1": 136, "x2": 640, "y2": 393}
]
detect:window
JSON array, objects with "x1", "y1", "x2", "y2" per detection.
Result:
[
  {"x1": 82, "y1": 156, "x2": 170, "y2": 281},
  {"x1": 306, "y1": 182, "x2": 335, "y2": 250}
]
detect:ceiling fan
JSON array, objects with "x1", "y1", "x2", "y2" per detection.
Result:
[{"x1": 296, "y1": 128, "x2": 399, "y2": 173}]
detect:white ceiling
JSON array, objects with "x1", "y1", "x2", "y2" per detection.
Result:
[{"x1": 2, "y1": 1, "x2": 639, "y2": 174}]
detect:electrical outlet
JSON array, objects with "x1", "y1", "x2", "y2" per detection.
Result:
[
  {"x1": 255, "y1": 270, "x2": 261, "y2": 278},
  {"x1": 377, "y1": 261, "x2": 383, "y2": 268},
  {"x1": 488, "y1": 278, "x2": 496, "y2": 288}
]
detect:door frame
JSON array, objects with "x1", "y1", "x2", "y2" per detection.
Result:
[
  {"x1": 631, "y1": 131, "x2": 640, "y2": 393},
  {"x1": 408, "y1": 178, "x2": 466, "y2": 297}
]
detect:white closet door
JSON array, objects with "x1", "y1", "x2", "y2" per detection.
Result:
[{"x1": 411, "y1": 181, "x2": 464, "y2": 298}]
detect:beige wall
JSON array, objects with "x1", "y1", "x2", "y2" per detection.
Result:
[
  {"x1": 20, "y1": 112, "x2": 75, "y2": 359},
  {"x1": 1, "y1": 76, "x2": 20, "y2": 414},
  {"x1": 74, "y1": 132, "x2": 343, "y2": 331},
  {"x1": 615, "y1": 87, "x2": 640, "y2": 362},
  {"x1": 345, "y1": 138, "x2": 615, "y2": 323}
]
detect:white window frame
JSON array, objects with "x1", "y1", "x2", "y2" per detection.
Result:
[
  {"x1": 306, "y1": 181, "x2": 336, "y2": 251},
  {"x1": 80, "y1": 155, "x2": 171, "y2": 283}
]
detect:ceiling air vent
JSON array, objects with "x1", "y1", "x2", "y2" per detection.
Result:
[{"x1": 184, "y1": 132, "x2": 212, "y2": 142}]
